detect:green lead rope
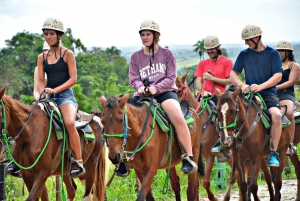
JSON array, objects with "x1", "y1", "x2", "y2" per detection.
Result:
[{"x1": 1, "y1": 101, "x2": 67, "y2": 201}]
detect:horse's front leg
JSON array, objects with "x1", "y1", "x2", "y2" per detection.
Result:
[
  {"x1": 273, "y1": 150, "x2": 286, "y2": 201},
  {"x1": 25, "y1": 170, "x2": 50, "y2": 201},
  {"x1": 203, "y1": 154, "x2": 217, "y2": 201},
  {"x1": 224, "y1": 161, "x2": 237, "y2": 201},
  {"x1": 260, "y1": 159, "x2": 274, "y2": 201},
  {"x1": 234, "y1": 154, "x2": 247, "y2": 201},
  {"x1": 169, "y1": 167, "x2": 181, "y2": 201},
  {"x1": 63, "y1": 176, "x2": 76, "y2": 201},
  {"x1": 135, "y1": 168, "x2": 156, "y2": 201},
  {"x1": 247, "y1": 158, "x2": 261, "y2": 201},
  {"x1": 289, "y1": 150, "x2": 300, "y2": 201}
]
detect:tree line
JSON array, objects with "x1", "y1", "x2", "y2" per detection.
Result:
[{"x1": 0, "y1": 29, "x2": 132, "y2": 112}]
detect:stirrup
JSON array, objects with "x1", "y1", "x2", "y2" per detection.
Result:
[
  {"x1": 115, "y1": 162, "x2": 130, "y2": 177},
  {"x1": 69, "y1": 159, "x2": 86, "y2": 178},
  {"x1": 6, "y1": 161, "x2": 22, "y2": 178},
  {"x1": 181, "y1": 155, "x2": 198, "y2": 174}
]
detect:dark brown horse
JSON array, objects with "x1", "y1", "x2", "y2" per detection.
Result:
[
  {"x1": 0, "y1": 85, "x2": 109, "y2": 201},
  {"x1": 216, "y1": 87, "x2": 290, "y2": 201},
  {"x1": 100, "y1": 93, "x2": 202, "y2": 201},
  {"x1": 288, "y1": 104, "x2": 300, "y2": 201}
]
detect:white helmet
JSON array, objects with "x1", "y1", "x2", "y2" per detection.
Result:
[
  {"x1": 139, "y1": 20, "x2": 160, "y2": 34},
  {"x1": 276, "y1": 40, "x2": 293, "y2": 51},
  {"x1": 241, "y1": 25, "x2": 262, "y2": 40},
  {"x1": 204, "y1": 35, "x2": 221, "y2": 49},
  {"x1": 43, "y1": 41, "x2": 50, "y2": 50},
  {"x1": 42, "y1": 17, "x2": 64, "y2": 33}
]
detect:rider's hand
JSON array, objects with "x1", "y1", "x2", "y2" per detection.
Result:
[
  {"x1": 138, "y1": 86, "x2": 145, "y2": 94},
  {"x1": 45, "y1": 87, "x2": 55, "y2": 94},
  {"x1": 241, "y1": 84, "x2": 251, "y2": 94},
  {"x1": 148, "y1": 86, "x2": 157, "y2": 95},
  {"x1": 250, "y1": 84, "x2": 262, "y2": 93},
  {"x1": 203, "y1": 72, "x2": 213, "y2": 81}
]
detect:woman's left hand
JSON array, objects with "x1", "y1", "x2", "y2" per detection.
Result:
[
  {"x1": 148, "y1": 86, "x2": 157, "y2": 95},
  {"x1": 45, "y1": 87, "x2": 55, "y2": 94}
]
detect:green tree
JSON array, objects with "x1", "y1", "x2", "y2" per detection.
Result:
[
  {"x1": 62, "y1": 28, "x2": 86, "y2": 52},
  {"x1": 222, "y1": 48, "x2": 228, "y2": 57},
  {"x1": 193, "y1": 39, "x2": 205, "y2": 60}
]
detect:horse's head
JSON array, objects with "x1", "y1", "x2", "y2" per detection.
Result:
[
  {"x1": 100, "y1": 93, "x2": 130, "y2": 165},
  {"x1": 216, "y1": 87, "x2": 241, "y2": 147},
  {"x1": 176, "y1": 72, "x2": 188, "y2": 101}
]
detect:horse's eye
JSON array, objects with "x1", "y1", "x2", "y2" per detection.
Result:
[
  {"x1": 230, "y1": 109, "x2": 236, "y2": 114},
  {"x1": 119, "y1": 118, "x2": 123, "y2": 123}
]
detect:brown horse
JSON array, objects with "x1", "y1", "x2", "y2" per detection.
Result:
[
  {"x1": 288, "y1": 105, "x2": 300, "y2": 201},
  {"x1": 0, "y1": 85, "x2": 109, "y2": 201},
  {"x1": 216, "y1": 87, "x2": 290, "y2": 201},
  {"x1": 100, "y1": 93, "x2": 202, "y2": 201},
  {"x1": 176, "y1": 73, "x2": 224, "y2": 201}
]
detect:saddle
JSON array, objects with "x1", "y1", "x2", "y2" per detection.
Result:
[
  {"x1": 251, "y1": 96, "x2": 291, "y2": 129},
  {"x1": 38, "y1": 99, "x2": 95, "y2": 142},
  {"x1": 142, "y1": 98, "x2": 194, "y2": 132},
  {"x1": 38, "y1": 99, "x2": 100, "y2": 173}
]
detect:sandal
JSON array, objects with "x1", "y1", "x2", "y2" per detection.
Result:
[
  {"x1": 69, "y1": 159, "x2": 86, "y2": 178},
  {"x1": 6, "y1": 161, "x2": 22, "y2": 177}
]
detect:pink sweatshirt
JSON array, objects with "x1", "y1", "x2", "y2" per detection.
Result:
[{"x1": 129, "y1": 46, "x2": 178, "y2": 97}]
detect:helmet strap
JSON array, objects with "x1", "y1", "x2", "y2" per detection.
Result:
[{"x1": 250, "y1": 36, "x2": 261, "y2": 50}]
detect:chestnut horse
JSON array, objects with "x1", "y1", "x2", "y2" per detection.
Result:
[
  {"x1": 288, "y1": 104, "x2": 300, "y2": 201},
  {"x1": 0, "y1": 85, "x2": 109, "y2": 201},
  {"x1": 216, "y1": 87, "x2": 290, "y2": 201},
  {"x1": 176, "y1": 73, "x2": 224, "y2": 200},
  {"x1": 100, "y1": 93, "x2": 202, "y2": 201}
]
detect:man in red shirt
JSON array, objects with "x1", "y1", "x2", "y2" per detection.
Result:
[{"x1": 194, "y1": 35, "x2": 233, "y2": 160}]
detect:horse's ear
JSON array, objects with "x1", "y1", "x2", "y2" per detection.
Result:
[
  {"x1": 232, "y1": 87, "x2": 240, "y2": 99},
  {"x1": 0, "y1": 85, "x2": 7, "y2": 100},
  {"x1": 181, "y1": 72, "x2": 188, "y2": 83},
  {"x1": 118, "y1": 93, "x2": 130, "y2": 107},
  {"x1": 100, "y1": 95, "x2": 107, "y2": 108}
]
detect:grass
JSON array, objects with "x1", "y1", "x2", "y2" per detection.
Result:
[{"x1": 4, "y1": 148, "x2": 300, "y2": 201}]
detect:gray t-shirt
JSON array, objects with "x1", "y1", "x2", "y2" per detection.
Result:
[{"x1": 129, "y1": 46, "x2": 178, "y2": 97}]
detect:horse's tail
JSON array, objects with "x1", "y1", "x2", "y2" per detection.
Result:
[
  {"x1": 197, "y1": 143, "x2": 205, "y2": 176},
  {"x1": 94, "y1": 144, "x2": 109, "y2": 200}
]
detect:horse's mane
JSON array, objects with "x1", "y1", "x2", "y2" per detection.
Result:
[
  {"x1": 3, "y1": 95, "x2": 33, "y2": 113},
  {"x1": 106, "y1": 96, "x2": 119, "y2": 108}
]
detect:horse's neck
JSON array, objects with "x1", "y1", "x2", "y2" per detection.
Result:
[
  {"x1": 187, "y1": 89, "x2": 197, "y2": 109},
  {"x1": 4, "y1": 96, "x2": 34, "y2": 138},
  {"x1": 126, "y1": 104, "x2": 149, "y2": 130}
]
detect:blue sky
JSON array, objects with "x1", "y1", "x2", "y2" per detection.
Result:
[{"x1": 0, "y1": 0, "x2": 299, "y2": 48}]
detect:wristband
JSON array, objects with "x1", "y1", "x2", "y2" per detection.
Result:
[{"x1": 239, "y1": 82, "x2": 245, "y2": 87}]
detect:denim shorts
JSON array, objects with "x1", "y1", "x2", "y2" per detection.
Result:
[{"x1": 50, "y1": 88, "x2": 77, "y2": 108}]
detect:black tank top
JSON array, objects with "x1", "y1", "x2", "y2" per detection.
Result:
[
  {"x1": 277, "y1": 62, "x2": 294, "y2": 92},
  {"x1": 43, "y1": 48, "x2": 70, "y2": 89}
]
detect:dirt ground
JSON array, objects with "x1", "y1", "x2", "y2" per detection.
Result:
[{"x1": 200, "y1": 179, "x2": 298, "y2": 201}]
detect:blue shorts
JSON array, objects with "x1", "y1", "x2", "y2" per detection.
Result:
[
  {"x1": 134, "y1": 91, "x2": 178, "y2": 104},
  {"x1": 50, "y1": 88, "x2": 77, "y2": 108}
]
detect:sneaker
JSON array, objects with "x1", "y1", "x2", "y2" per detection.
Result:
[
  {"x1": 211, "y1": 145, "x2": 221, "y2": 153},
  {"x1": 181, "y1": 155, "x2": 198, "y2": 174},
  {"x1": 268, "y1": 153, "x2": 280, "y2": 167}
]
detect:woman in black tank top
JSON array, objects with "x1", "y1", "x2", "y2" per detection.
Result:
[
  {"x1": 37, "y1": 17, "x2": 85, "y2": 178},
  {"x1": 276, "y1": 40, "x2": 300, "y2": 155}
]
